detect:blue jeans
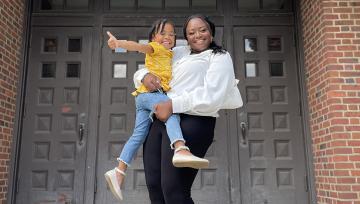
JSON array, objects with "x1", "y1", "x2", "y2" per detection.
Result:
[{"x1": 118, "y1": 92, "x2": 184, "y2": 166}]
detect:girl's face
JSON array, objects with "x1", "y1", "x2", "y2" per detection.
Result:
[
  {"x1": 152, "y1": 23, "x2": 176, "y2": 50},
  {"x1": 185, "y1": 18, "x2": 212, "y2": 52}
]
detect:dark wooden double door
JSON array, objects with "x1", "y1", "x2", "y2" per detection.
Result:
[{"x1": 15, "y1": 23, "x2": 308, "y2": 204}]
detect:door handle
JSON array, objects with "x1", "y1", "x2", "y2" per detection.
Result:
[
  {"x1": 78, "y1": 123, "x2": 85, "y2": 145},
  {"x1": 240, "y1": 122, "x2": 247, "y2": 145}
]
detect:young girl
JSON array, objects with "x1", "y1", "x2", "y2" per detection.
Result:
[{"x1": 104, "y1": 19, "x2": 209, "y2": 201}]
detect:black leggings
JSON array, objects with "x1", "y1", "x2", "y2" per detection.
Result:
[{"x1": 143, "y1": 114, "x2": 216, "y2": 204}]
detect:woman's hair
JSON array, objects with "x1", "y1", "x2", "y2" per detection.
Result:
[
  {"x1": 183, "y1": 14, "x2": 226, "y2": 54},
  {"x1": 148, "y1": 19, "x2": 176, "y2": 47}
]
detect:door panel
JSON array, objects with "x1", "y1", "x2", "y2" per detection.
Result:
[
  {"x1": 95, "y1": 26, "x2": 231, "y2": 204},
  {"x1": 233, "y1": 27, "x2": 308, "y2": 204},
  {"x1": 16, "y1": 28, "x2": 92, "y2": 204}
]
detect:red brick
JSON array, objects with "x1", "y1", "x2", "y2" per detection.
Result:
[
  {"x1": 335, "y1": 184, "x2": 351, "y2": 191},
  {"x1": 346, "y1": 126, "x2": 360, "y2": 131},
  {"x1": 338, "y1": 192, "x2": 358, "y2": 199},
  {"x1": 325, "y1": 52, "x2": 344, "y2": 57},
  {"x1": 333, "y1": 8, "x2": 353, "y2": 13},
  {"x1": 337, "y1": 45, "x2": 357, "y2": 51},
  {"x1": 333, "y1": 148, "x2": 353, "y2": 155},
  {"x1": 333, "y1": 156, "x2": 349, "y2": 162},
  {"x1": 352, "y1": 185, "x2": 360, "y2": 191},
  {"x1": 336, "y1": 33, "x2": 355, "y2": 38},
  {"x1": 323, "y1": 2, "x2": 338, "y2": 7},
  {"x1": 332, "y1": 133, "x2": 351, "y2": 139},
  {"x1": 335, "y1": 20, "x2": 354, "y2": 26},
  {"x1": 343, "y1": 98, "x2": 360, "y2": 103},
  {"x1": 339, "y1": 58, "x2": 359, "y2": 63},
  {"x1": 336, "y1": 177, "x2": 356, "y2": 183},
  {"x1": 350, "y1": 2, "x2": 360, "y2": 7},
  {"x1": 324, "y1": 14, "x2": 339, "y2": 20}
]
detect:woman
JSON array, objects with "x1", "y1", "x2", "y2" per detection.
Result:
[{"x1": 134, "y1": 14, "x2": 243, "y2": 204}]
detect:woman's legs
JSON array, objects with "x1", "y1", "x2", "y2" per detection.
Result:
[
  {"x1": 143, "y1": 114, "x2": 216, "y2": 204},
  {"x1": 143, "y1": 120, "x2": 166, "y2": 204}
]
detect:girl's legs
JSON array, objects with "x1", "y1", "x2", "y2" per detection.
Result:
[
  {"x1": 139, "y1": 93, "x2": 206, "y2": 168},
  {"x1": 142, "y1": 93, "x2": 186, "y2": 147},
  {"x1": 105, "y1": 94, "x2": 152, "y2": 201},
  {"x1": 164, "y1": 114, "x2": 184, "y2": 147},
  {"x1": 118, "y1": 108, "x2": 151, "y2": 166},
  {"x1": 143, "y1": 114, "x2": 216, "y2": 204}
]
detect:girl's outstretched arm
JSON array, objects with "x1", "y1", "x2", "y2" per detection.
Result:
[{"x1": 107, "y1": 31, "x2": 153, "y2": 54}]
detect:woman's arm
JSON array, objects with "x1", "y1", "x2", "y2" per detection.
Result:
[
  {"x1": 133, "y1": 68, "x2": 161, "y2": 92},
  {"x1": 107, "y1": 31, "x2": 153, "y2": 54}
]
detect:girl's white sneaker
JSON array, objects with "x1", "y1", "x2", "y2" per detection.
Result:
[
  {"x1": 104, "y1": 168, "x2": 125, "y2": 201},
  {"x1": 172, "y1": 146, "x2": 209, "y2": 169}
]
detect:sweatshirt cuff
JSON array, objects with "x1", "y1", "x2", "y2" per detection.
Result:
[
  {"x1": 171, "y1": 94, "x2": 191, "y2": 113},
  {"x1": 133, "y1": 69, "x2": 149, "y2": 88}
]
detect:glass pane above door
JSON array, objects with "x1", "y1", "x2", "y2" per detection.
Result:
[
  {"x1": 113, "y1": 64, "x2": 127, "y2": 78},
  {"x1": 68, "y1": 38, "x2": 82, "y2": 52},
  {"x1": 165, "y1": 0, "x2": 189, "y2": 8},
  {"x1": 66, "y1": 0, "x2": 88, "y2": 9},
  {"x1": 244, "y1": 37, "x2": 257, "y2": 52},
  {"x1": 41, "y1": 0, "x2": 63, "y2": 10},
  {"x1": 263, "y1": 0, "x2": 285, "y2": 10},
  {"x1": 108, "y1": 0, "x2": 216, "y2": 10},
  {"x1": 41, "y1": 63, "x2": 56, "y2": 78},
  {"x1": 245, "y1": 62, "x2": 258, "y2": 78},
  {"x1": 110, "y1": 0, "x2": 134, "y2": 8},
  {"x1": 138, "y1": 0, "x2": 162, "y2": 8},
  {"x1": 268, "y1": 37, "x2": 282, "y2": 51},
  {"x1": 238, "y1": 0, "x2": 292, "y2": 11},
  {"x1": 40, "y1": 0, "x2": 89, "y2": 10},
  {"x1": 193, "y1": 0, "x2": 216, "y2": 8},
  {"x1": 43, "y1": 38, "x2": 57, "y2": 53}
]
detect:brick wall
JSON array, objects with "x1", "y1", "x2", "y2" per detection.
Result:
[
  {"x1": 300, "y1": 0, "x2": 360, "y2": 203},
  {"x1": 0, "y1": 0, "x2": 24, "y2": 202}
]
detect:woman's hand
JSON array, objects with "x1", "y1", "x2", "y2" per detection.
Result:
[
  {"x1": 142, "y1": 73, "x2": 161, "y2": 92},
  {"x1": 154, "y1": 100, "x2": 173, "y2": 122}
]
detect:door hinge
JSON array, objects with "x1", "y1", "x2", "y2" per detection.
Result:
[
  {"x1": 16, "y1": 176, "x2": 20, "y2": 193},
  {"x1": 304, "y1": 174, "x2": 309, "y2": 192},
  {"x1": 98, "y1": 103, "x2": 101, "y2": 118},
  {"x1": 29, "y1": 33, "x2": 32, "y2": 48},
  {"x1": 293, "y1": 29, "x2": 297, "y2": 46},
  {"x1": 23, "y1": 103, "x2": 27, "y2": 118},
  {"x1": 94, "y1": 177, "x2": 97, "y2": 193}
]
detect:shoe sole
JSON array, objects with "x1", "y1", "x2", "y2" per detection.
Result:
[
  {"x1": 173, "y1": 160, "x2": 209, "y2": 169},
  {"x1": 104, "y1": 173, "x2": 123, "y2": 201}
]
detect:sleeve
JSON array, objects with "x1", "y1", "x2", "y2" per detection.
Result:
[
  {"x1": 171, "y1": 52, "x2": 236, "y2": 114},
  {"x1": 133, "y1": 68, "x2": 149, "y2": 88},
  {"x1": 148, "y1": 42, "x2": 164, "y2": 55}
]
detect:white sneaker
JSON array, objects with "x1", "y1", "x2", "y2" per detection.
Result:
[
  {"x1": 172, "y1": 146, "x2": 209, "y2": 169},
  {"x1": 104, "y1": 168, "x2": 125, "y2": 201}
]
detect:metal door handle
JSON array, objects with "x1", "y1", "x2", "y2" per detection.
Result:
[
  {"x1": 240, "y1": 122, "x2": 247, "y2": 145},
  {"x1": 78, "y1": 123, "x2": 85, "y2": 144}
]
